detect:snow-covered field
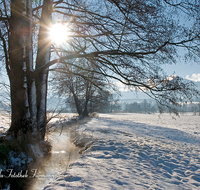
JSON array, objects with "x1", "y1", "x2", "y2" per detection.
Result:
[
  {"x1": 44, "y1": 113, "x2": 200, "y2": 190},
  {"x1": 1, "y1": 112, "x2": 200, "y2": 189}
]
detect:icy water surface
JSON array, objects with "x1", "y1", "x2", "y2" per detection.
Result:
[{"x1": 0, "y1": 129, "x2": 82, "y2": 190}]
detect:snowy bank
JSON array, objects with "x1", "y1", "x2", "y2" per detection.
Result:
[{"x1": 43, "y1": 113, "x2": 200, "y2": 190}]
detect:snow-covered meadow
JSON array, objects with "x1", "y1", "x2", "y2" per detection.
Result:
[
  {"x1": 1, "y1": 112, "x2": 200, "y2": 189},
  {"x1": 44, "y1": 113, "x2": 200, "y2": 190}
]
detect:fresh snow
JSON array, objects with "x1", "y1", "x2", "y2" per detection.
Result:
[
  {"x1": 0, "y1": 111, "x2": 10, "y2": 133},
  {"x1": 43, "y1": 113, "x2": 200, "y2": 190},
  {"x1": 0, "y1": 112, "x2": 200, "y2": 189}
]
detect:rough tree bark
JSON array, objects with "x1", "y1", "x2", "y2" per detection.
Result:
[
  {"x1": 7, "y1": 0, "x2": 52, "y2": 141},
  {"x1": 8, "y1": 0, "x2": 32, "y2": 138},
  {"x1": 35, "y1": 0, "x2": 52, "y2": 140}
]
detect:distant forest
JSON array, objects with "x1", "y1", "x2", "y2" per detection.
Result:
[
  {"x1": 1, "y1": 97, "x2": 200, "y2": 115},
  {"x1": 58, "y1": 98, "x2": 200, "y2": 115},
  {"x1": 101, "y1": 98, "x2": 199, "y2": 115}
]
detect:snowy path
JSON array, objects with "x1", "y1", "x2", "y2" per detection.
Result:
[{"x1": 44, "y1": 113, "x2": 200, "y2": 190}]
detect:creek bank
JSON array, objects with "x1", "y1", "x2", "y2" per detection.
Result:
[{"x1": 0, "y1": 116, "x2": 94, "y2": 190}]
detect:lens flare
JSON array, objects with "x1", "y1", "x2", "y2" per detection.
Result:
[{"x1": 49, "y1": 24, "x2": 69, "y2": 45}]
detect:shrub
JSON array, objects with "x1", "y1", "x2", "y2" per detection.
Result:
[{"x1": 0, "y1": 143, "x2": 9, "y2": 164}]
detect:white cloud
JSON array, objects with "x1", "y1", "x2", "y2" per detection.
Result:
[
  {"x1": 167, "y1": 75, "x2": 177, "y2": 81},
  {"x1": 113, "y1": 81, "x2": 136, "y2": 92},
  {"x1": 114, "y1": 81, "x2": 129, "y2": 91},
  {"x1": 185, "y1": 73, "x2": 200, "y2": 82}
]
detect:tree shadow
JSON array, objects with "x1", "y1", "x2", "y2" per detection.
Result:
[{"x1": 97, "y1": 117, "x2": 200, "y2": 146}]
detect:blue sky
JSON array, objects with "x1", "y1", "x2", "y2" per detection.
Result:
[
  {"x1": 0, "y1": 52, "x2": 199, "y2": 101},
  {"x1": 120, "y1": 61, "x2": 200, "y2": 100},
  {"x1": 162, "y1": 61, "x2": 200, "y2": 82}
]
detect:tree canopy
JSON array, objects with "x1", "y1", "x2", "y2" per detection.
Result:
[
  {"x1": 0, "y1": 0, "x2": 199, "y2": 140},
  {"x1": 49, "y1": 0, "x2": 200, "y2": 111},
  {"x1": 52, "y1": 60, "x2": 116, "y2": 117}
]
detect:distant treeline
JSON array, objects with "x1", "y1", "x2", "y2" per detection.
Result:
[{"x1": 104, "y1": 99, "x2": 200, "y2": 115}]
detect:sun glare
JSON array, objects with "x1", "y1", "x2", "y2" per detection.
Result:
[{"x1": 49, "y1": 24, "x2": 69, "y2": 45}]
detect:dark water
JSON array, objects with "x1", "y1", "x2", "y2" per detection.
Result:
[{"x1": 0, "y1": 130, "x2": 82, "y2": 190}]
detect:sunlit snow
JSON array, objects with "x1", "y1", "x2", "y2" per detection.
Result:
[{"x1": 43, "y1": 113, "x2": 200, "y2": 190}]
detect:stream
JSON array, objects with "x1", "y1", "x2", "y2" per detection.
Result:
[{"x1": 0, "y1": 123, "x2": 84, "y2": 190}]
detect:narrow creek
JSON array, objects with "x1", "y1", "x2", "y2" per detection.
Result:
[{"x1": 0, "y1": 121, "x2": 86, "y2": 190}]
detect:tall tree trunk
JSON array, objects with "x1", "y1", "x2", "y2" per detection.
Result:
[
  {"x1": 25, "y1": 0, "x2": 37, "y2": 137},
  {"x1": 35, "y1": 0, "x2": 52, "y2": 140},
  {"x1": 83, "y1": 91, "x2": 91, "y2": 118},
  {"x1": 83, "y1": 81, "x2": 91, "y2": 118},
  {"x1": 83, "y1": 100, "x2": 89, "y2": 118},
  {"x1": 72, "y1": 92, "x2": 83, "y2": 116},
  {"x1": 8, "y1": 0, "x2": 31, "y2": 138},
  {"x1": 69, "y1": 83, "x2": 83, "y2": 116},
  {"x1": 8, "y1": 0, "x2": 52, "y2": 141}
]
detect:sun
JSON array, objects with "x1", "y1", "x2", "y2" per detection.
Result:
[{"x1": 49, "y1": 24, "x2": 69, "y2": 45}]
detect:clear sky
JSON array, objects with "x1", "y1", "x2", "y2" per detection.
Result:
[
  {"x1": 162, "y1": 61, "x2": 200, "y2": 82},
  {"x1": 120, "y1": 60, "x2": 200, "y2": 100}
]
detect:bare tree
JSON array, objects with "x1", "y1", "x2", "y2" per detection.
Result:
[
  {"x1": 0, "y1": 0, "x2": 52, "y2": 140},
  {"x1": 0, "y1": 0, "x2": 199, "y2": 141},
  {"x1": 49, "y1": 0, "x2": 200, "y2": 113},
  {"x1": 198, "y1": 103, "x2": 200, "y2": 116},
  {"x1": 52, "y1": 61, "x2": 116, "y2": 118}
]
